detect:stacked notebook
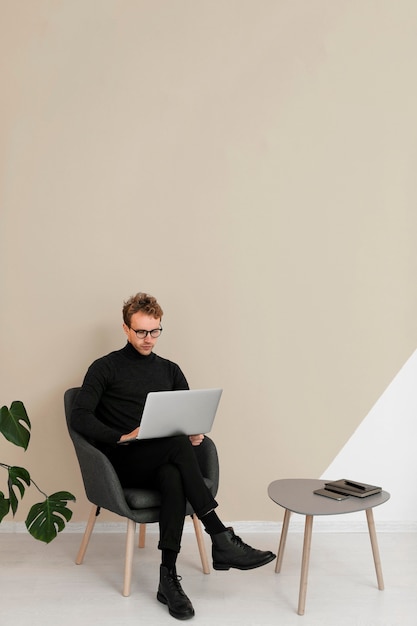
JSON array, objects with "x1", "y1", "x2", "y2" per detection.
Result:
[{"x1": 324, "y1": 479, "x2": 382, "y2": 498}]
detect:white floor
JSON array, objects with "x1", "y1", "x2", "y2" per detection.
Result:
[{"x1": 1, "y1": 526, "x2": 416, "y2": 626}]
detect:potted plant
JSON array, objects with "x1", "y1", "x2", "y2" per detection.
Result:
[{"x1": 0, "y1": 400, "x2": 75, "y2": 543}]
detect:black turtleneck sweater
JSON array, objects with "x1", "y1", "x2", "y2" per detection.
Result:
[{"x1": 71, "y1": 342, "x2": 188, "y2": 445}]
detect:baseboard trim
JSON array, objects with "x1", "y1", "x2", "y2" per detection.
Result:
[{"x1": 2, "y1": 519, "x2": 416, "y2": 535}]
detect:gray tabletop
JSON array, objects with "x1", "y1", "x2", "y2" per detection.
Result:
[{"x1": 268, "y1": 478, "x2": 390, "y2": 516}]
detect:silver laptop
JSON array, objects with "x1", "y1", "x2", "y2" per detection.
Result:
[{"x1": 129, "y1": 388, "x2": 222, "y2": 441}]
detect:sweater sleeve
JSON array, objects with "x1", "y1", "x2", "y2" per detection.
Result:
[
  {"x1": 71, "y1": 358, "x2": 125, "y2": 445},
  {"x1": 172, "y1": 362, "x2": 189, "y2": 391}
]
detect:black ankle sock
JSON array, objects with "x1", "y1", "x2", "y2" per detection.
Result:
[
  {"x1": 201, "y1": 510, "x2": 227, "y2": 535},
  {"x1": 161, "y1": 549, "x2": 178, "y2": 572}
]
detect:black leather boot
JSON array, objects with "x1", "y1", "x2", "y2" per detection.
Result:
[
  {"x1": 157, "y1": 565, "x2": 195, "y2": 620},
  {"x1": 211, "y1": 527, "x2": 276, "y2": 571}
]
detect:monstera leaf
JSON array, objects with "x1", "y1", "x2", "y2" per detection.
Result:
[
  {"x1": 26, "y1": 491, "x2": 76, "y2": 544},
  {"x1": 0, "y1": 491, "x2": 10, "y2": 522},
  {"x1": 0, "y1": 401, "x2": 31, "y2": 450},
  {"x1": 7, "y1": 465, "x2": 31, "y2": 515}
]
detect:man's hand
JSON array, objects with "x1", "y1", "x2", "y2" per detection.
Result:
[
  {"x1": 189, "y1": 434, "x2": 204, "y2": 446},
  {"x1": 119, "y1": 427, "x2": 140, "y2": 443}
]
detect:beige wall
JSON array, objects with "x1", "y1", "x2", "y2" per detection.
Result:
[{"x1": 1, "y1": 1, "x2": 417, "y2": 524}]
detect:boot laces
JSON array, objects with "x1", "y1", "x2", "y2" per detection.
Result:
[
  {"x1": 167, "y1": 571, "x2": 186, "y2": 596},
  {"x1": 230, "y1": 531, "x2": 250, "y2": 552}
]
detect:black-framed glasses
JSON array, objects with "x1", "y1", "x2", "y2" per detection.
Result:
[{"x1": 130, "y1": 326, "x2": 163, "y2": 339}]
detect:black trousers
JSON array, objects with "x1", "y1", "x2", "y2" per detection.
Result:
[{"x1": 103, "y1": 435, "x2": 218, "y2": 553}]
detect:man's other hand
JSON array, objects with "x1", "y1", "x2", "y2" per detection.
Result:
[{"x1": 189, "y1": 434, "x2": 204, "y2": 446}]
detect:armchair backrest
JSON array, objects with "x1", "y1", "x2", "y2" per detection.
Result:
[{"x1": 64, "y1": 387, "x2": 134, "y2": 518}]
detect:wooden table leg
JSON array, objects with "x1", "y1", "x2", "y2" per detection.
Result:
[
  {"x1": 298, "y1": 515, "x2": 313, "y2": 616},
  {"x1": 275, "y1": 508, "x2": 291, "y2": 573},
  {"x1": 366, "y1": 508, "x2": 384, "y2": 590}
]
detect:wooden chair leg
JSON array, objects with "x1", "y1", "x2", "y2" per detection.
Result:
[
  {"x1": 76, "y1": 505, "x2": 99, "y2": 565},
  {"x1": 138, "y1": 523, "x2": 146, "y2": 548},
  {"x1": 191, "y1": 513, "x2": 210, "y2": 574},
  {"x1": 123, "y1": 518, "x2": 136, "y2": 597}
]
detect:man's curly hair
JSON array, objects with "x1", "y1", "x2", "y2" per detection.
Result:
[{"x1": 122, "y1": 292, "x2": 163, "y2": 327}]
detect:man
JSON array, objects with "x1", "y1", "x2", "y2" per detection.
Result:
[{"x1": 72, "y1": 292, "x2": 275, "y2": 620}]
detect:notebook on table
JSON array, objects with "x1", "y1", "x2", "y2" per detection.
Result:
[
  {"x1": 324, "y1": 479, "x2": 382, "y2": 498},
  {"x1": 120, "y1": 388, "x2": 222, "y2": 442}
]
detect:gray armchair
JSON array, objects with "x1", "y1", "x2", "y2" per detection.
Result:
[{"x1": 64, "y1": 387, "x2": 219, "y2": 596}]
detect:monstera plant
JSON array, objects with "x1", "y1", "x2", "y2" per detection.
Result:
[{"x1": 0, "y1": 400, "x2": 75, "y2": 543}]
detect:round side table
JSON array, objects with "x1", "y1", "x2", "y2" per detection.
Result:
[{"x1": 268, "y1": 478, "x2": 390, "y2": 615}]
